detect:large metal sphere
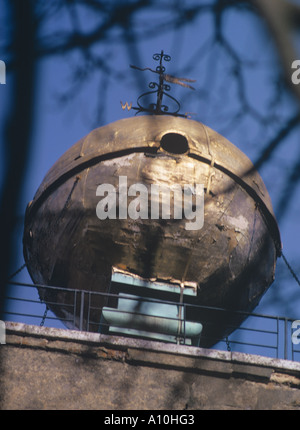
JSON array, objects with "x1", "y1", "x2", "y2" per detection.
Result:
[{"x1": 23, "y1": 116, "x2": 281, "y2": 346}]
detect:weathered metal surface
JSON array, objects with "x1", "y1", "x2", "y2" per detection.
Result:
[{"x1": 23, "y1": 116, "x2": 281, "y2": 346}]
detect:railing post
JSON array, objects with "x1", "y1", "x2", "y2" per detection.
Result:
[
  {"x1": 276, "y1": 317, "x2": 279, "y2": 359},
  {"x1": 73, "y1": 291, "x2": 77, "y2": 327},
  {"x1": 79, "y1": 290, "x2": 84, "y2": 331},
  {"x1": 87, "y1": 292, "x2": 91, "y2": 332},
  {"x1": 284, "y1": 318, "x2": 288, "y2": 360},
  {"x1": 183, "y1": 303, "x2": 186, "y2": 345}
]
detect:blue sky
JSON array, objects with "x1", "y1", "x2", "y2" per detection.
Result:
[{"x1": 2, "y1": 1, "x2": 300, "y2": 358}]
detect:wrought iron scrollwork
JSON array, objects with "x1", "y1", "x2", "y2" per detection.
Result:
[
  {"x1": 153, "y1": 52, "x2": 171, "y2": 64},
  {"x1": 123, "y1": 50, "x2": 196, "y2": 118}
]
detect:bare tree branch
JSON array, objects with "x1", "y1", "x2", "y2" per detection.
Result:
[
  {"x1": 254, "y1": 113, "x2": 300, "y2": 170},
  {"x1": 252, "y1": 0, "x2": 300, "y2": 103},
  {"x1": 0, "y1": 0, "x2": 38, "y2": 318}
]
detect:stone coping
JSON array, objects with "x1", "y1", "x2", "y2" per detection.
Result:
[{"x1": 4, "y1": 321, "x2": 300, "y2": 377}]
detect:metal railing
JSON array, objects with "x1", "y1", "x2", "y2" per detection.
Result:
[{"x1": 3, "y1": 280, "x2": 300, "y2": 361}]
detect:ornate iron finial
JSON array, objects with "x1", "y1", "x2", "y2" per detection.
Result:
[{"x1": 121, "y1": 50, "x2": 196, "y2": 117}]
